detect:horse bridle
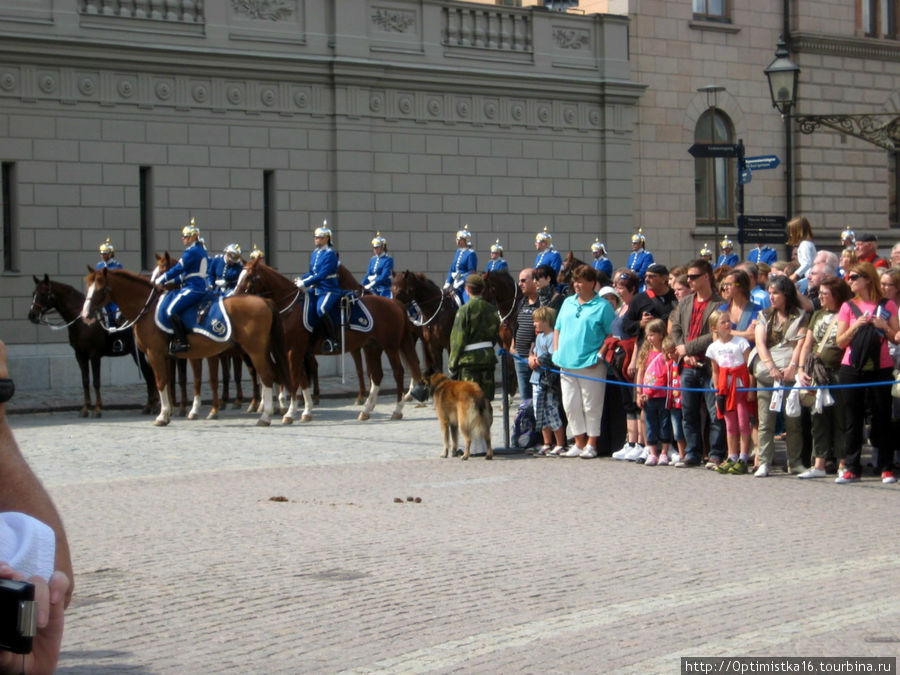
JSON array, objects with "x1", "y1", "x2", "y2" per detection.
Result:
[
  {"x1": 29, "y1": 287, "x2": 81, "y2": 330},
  {"x1": 90, "y1": 280, "x2": 159, "y2": 333},
  {"x1": 239, "y1": 270, "x2": 302, "y2": 315}
]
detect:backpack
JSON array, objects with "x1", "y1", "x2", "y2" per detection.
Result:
[{"x1": 513, "y1": 399, "x2": 541, "y2": 449}]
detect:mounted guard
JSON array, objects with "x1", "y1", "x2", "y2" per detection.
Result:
[
  {"x1": 626, "y1": 227, "x2": 654, "y2": 285},
  {"x1": 716, "y1": 237, "x2": 738, "y2": 268},
  {"x1": 533, "y1": 227, "x2": 562, "y2": 275},
  {"x1": 590, "y1": 238, "x2": 613, "y2": 279},
  {"x1": 296, "y1": 221, "x2": 341, "y2": 354},
  {"x1": 485, "y1": 240, "x2": 508, "y2": 273},
  {"x1": 362, "y1": 232, "x2": 394, "y2": 298},
  {"x1": 95, "y1": 238, "x2": 123, "y2": 328},
  {"x1": 154, "y1": 218, "x2": 210, "y2": 354},
  {"x1": 445, "y1": 226, "x2": 478, "y2": 305},
  {"x1": 208, "y1": 243, "x2": 243, "y2": 295}
]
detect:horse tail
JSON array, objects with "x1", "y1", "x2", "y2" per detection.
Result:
[{"x1": 265, "y1": 299, "x2": 291, "y2": 387}]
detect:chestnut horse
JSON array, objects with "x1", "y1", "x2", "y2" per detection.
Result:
[
  {"x1": 81, "y1": 267, "x2": 289, "y2": 426},
  {"x1": 28, "y1": 274, "x2": 158, "y2": 417},
  {"x1": 234, "y1": 258, "x2": 423, "y2": 423},
  {"x1": 391, "y1": 270, "x2": 457, "y2": 373}
]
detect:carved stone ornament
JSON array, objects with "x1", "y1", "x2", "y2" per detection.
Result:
[
  {"x1": 0, "y1": 72, "x2": 16, "y2": 92},
  {"x1": 484, "y1": 101, "x2": 497, "y2": 120},
  {"x1": 427, "y1": 98, "x2": 441, "y2": 116},
  {"x1": 155, "y1": 81, "x2": 172, "y2": 100},
  {"x1": 294, "y1": 90, "x2": 309, "y2": 109},
  {"x1": 39, "y1": 74, "x2": 56, "y2": 94},
  {"x1": 371, "y1": 8, "x2": 415, "y2": 33},
  {"x1": 553, "y1": 28, "x2": 589, "y2": 50},
  {"x1": 227, "y1": 86, "x2": 243, "y2": 105},
  {"x1": 261, "y1": 88, "x2": 277, "y2": 106},
  {"x1": 537, "y1": 105, "x2": 551, "y2": 123},
  {"x1": 78, "y1": 77, "x2": 97, "y2": 96},
  {"x1": 511, "y1": 103, "x2": 524, "y2": 121},
  {"x1": 192, "y1": 84, "x2": 209, "y2": 103},
  {"x1": 231, "y1": 0, "x2": 294, "y2": 21},
  {"x1": 117, "y1": 79, "x2": 135, "y2": 99},
  {"x1": 398, "y1": 96, "x2": 413, "y2": 115},
  {"x1": 370, "y1": 93, "x2": 384, "y2": 112}
]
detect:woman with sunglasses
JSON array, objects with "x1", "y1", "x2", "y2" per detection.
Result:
[
  {"x1": 833, "y1": 262, "x2": 899, "y2": 484},
  {"x1": 552, "y1": 264, "x2": 616, "y2": 459},
  {"x1": 881, "y1": 267, "x2": 900, "y2": 478}
]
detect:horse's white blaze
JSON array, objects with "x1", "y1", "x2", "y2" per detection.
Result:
[{"x1": 80, "y1": 283, "x2": 96, "y2": 321}]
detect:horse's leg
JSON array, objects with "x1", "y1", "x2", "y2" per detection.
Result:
[
  {"x1": 232, "y1": 355, "x2": 244, "y2": 407},
  {"x1": 358, "y1": 345, "x2": 384, "y2": 421},
  {"x1": 206, "y1": 356, "x2": 220, "y2": 420},
  {"x1": 187, "y1": 358, "x2": 203, "y2": 420},
  {"x1": 351, "y1": 349, "x2": 366, "y2": 405},
  {"x1": 307, "y1": 352, "x2": 320, "y2": 406},
  {"x1": 220, "y1": 354, "x2": 231, "y2": 406},
  {"x1": 152, "y1": 351, "x2": 172, "y2": 426},
  {"x1": 177, "y1": 358, "x2": 188, "y2": 417},
  {"x1": 76, "y1": 353, "x2": 90, "y2": 418},
  {"x1": 385, "y1": 349, "x2": 407, "y2": 420},
  {"x1": 91, "y1": 354, "x2": 103, "y2": 418},
  {"x1": 139, "y1": 351, "x2": 158, "y2": 414},
  {"x1": 246, "y1": 363, "x2": 260, "y2": 414}
]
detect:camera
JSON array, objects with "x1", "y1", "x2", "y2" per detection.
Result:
[{"x1": 0, "y1": 578, "x2": 36, "y2": 654}]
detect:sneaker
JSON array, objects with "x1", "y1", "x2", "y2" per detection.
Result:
[
  {"x1": 673, "y1": 459, "x2": 687, "y2": 468},
  {"x1": 727, "y1": 459, "x2": 748, "y2": 475},
  {"x1": 754, "y1": 463, "x2": 770, "y2": 478},
  {"x1": 798, "y1": 467, "x2": 827, "y2": 479},
  {"x1": 705, "y1": 459, "x2": 721, "y2": 470},
  {"x1": 715, "y1": 458, "x2": 736, "y2": 474},
  {"x1": 835, "y1": 471, "x2": 860, "y2": 484},
  {"x1": 644, "y1": 453, "x2": 658, "y2": 466},
  {"x1": 668, "y1": 449, "x2": 680, "y2": 464},
  {"x1": 788, "y1": 464, "x2": 810, "y2": 475},
  {"x1": 579, "y1": 445, "x2": 597, "y2": 459},
  {"x1": 624, "y1": 443, "x2": 645, "y2": 461},
  {"x1": 658, "y1": 452, "x2": 669, "y2": 466},
  {"x1": 677, "y1": 455, "x2": 700, "y2": 468},
  {"x1": 881, "y1": 471, "x2": 897, "y2": 484},
  {"x1": 548, "y1": 446, "x2": 565, "y2": 457},
  {"x1": 611, "y1": 444, "x2": 632, "y2": 460},
  {"x1": 561, "y1": 446, "x2": 582, "y2": 458}
]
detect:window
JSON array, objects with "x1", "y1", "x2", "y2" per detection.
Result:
[
  {"x1": 694, "y1": 109, "x2": 735, "y2": 228},
  {"x1": 140, "y1": 166, "x2": 153, "y2": 272},
  {"x1": 693, "y1": 0, "x2": 729, "y2": 22},
  {"x1": 2, "y1": 162, "x2": 17, "y2": 273},
  {"x1": 862, "y1": 0, "x2": 899, "y2": 38},
  {"x1": 890, "y1": 151, "x2": 899, "y2": 226}
]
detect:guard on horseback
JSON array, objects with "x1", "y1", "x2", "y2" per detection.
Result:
[
  {"x1": 96, "y1": 238, "x2": 123, "y2": 328},
  {"x1": 716, "y1": 237, "x2": 738, "y2": 269},
  {"x1": 485, "y1": 240, "x2": 508, "y2": 273},
  {"x1": 626, "y1": 227, "x2": 654, "y2": 286},
  {"x1": 533, "y1": 227, "x2": 562, "y2": 275},
  {"x1": 362, "y1": 232, "x2": 394, "y2": 298},
  {"x1": 590, "y1": 239, "x2": 613, "y2": 279},
  {"x1": 208, "y1": 243, "x2": 243, "y2": 295},
  {"x1": 155, "y1": 218, "x2": 209, "y2": 355},
  {"x1": 249, "y1": 245, "x2": 264, "y2": 261},
  {"x1": 444, "y1": 227, "x2": 478, "y2": 305},
  {"x1": 296, "y1": 222, "x2": 341, "y2": 354}
]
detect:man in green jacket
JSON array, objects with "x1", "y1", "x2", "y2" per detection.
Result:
[{"x1": 449, "y1": 274, "x2": 500, "y2": 400}]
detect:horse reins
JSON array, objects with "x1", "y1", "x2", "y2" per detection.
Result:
[
  {"x1": 409, "y1": 288, "x2": 447, "y2": 327},
  {"x1": 29, "y1": 291, "x2": 82, "y2": 330},
  {"x1": 96, "y1": 284, "x2": 159, "y2": 333}
]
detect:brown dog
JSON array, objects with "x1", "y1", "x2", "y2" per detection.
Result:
[{"x1": 428, "y1": 373, "x2": 493, "y2": 460}]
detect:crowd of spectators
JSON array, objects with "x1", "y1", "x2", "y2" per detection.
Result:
[{"x1": 515, "y1": 221, "x2": 899, "y2": 485}]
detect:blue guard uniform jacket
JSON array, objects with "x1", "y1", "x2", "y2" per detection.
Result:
[
  {"x1": 485, "y1": 258, "x2": 509, "y2": 273},
  {"x1": 446, "y1": 247, "x2": 478, "y2": 302},
  {"x1": 208, "y1": 255, "x2": 242, "y2": 294},
  {"x1": 748, "y1": 245, "x2": 778, "y2": 266},
  {"x1": 534, "y1": 248, "x2": 562, "y2": 275},
  {"x1": 162, "y1": 241, "x2": 209, "y2": 317},
  {"x1": 362, "y1": 252, "x2": 394, "y2": 298},
  {"x1": 627, "y1": 249, "x2": 654, "y2": 281},
  {"x1": 299, "y1": 245, "x2": 340, "y2": 316},
  {"x1": 716, "y1": 253, "x2": 739, "y2": 268},
  {"x1": 95, "y1": 257, "x2": 123, "y2": 321},
  {"x1": 591, "y1": 256, "x2": 613, "y2": 278}
]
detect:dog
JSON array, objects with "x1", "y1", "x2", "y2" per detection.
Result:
[{"x1": 427, "y1": 373, "x2": 493, "y2": 460}]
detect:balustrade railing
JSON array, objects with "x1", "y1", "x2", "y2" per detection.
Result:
[
  {"x1": 441, "y1": 6, "x2": 532, "y2": 53},
  {"x1": 80, "y1": 0, "x2": 204, "y2": 23}
]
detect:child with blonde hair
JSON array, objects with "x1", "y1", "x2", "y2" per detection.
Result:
[
  {"x1": 635, "y1": 319, "x2": 672, "y2": 465},
  {"x1": 705, "y1": 310, "x2": 754, "y2": 474},
  {"x1": 528, "y1": 306, "x2": 567, "y2": 456}
]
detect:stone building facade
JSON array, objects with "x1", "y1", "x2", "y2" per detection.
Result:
[{"x1": 0, "y1": 0, "x2": 641, "y2": 389}]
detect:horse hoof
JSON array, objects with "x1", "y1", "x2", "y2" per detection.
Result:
[
  {"x1": 206, "y1": 411, "x2": 218, "y2": 420},
  {"x1": 92, "y1": 410, "x2": 102, "y2": 419},
  {"x1": 300, "y1": 413, "x2": 312, "y2": 423},
  {"x1": 281, "y1": 416, "x2": 293, "y2": 425},
  {"x1": 154, "y1": 419, "x2": 169, "y2": 427},
  {"x1": 78, "y1": 409, "x2": 89, "y2": 418},
  {"x1": 391, "y1": 412, "x2": 403, "y2": 420},
  {"x1": 358, "y1": 412, "x2": 370, "y2": 421},
  {"x1": 187, "y1": 413, "x2": 199, "y2": 421},
  {"x1": 256, "y1": 418, "x2": 271, "y2": 427},
  {"x1": 355, "y1": 396, "x2": 365, "y2": 406},
  {"x1": 415, "y1": 402, "x2": 427, "y2": 408}
]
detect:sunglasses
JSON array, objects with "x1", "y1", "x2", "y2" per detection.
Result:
[
  {"x1": 686, "y1": 273, "x2": 703, "y2": 281},
  {"x1": 617, "y1": 273, "x2": 630, "y2": 281},
  {"x1": 848, "y1": 273, "x2": 861, "y2": 281}
]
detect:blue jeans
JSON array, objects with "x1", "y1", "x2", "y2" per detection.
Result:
[
  {"x1": 680, "y1": 365, "x2": 724, "y2": 463},
  {"x1": 514, "y1": 356, "x2": 533, "y2": 401}
]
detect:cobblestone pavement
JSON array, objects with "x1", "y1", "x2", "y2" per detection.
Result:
[{"x1": 7, "y1": 384, "x2": 900, "y2": 674}]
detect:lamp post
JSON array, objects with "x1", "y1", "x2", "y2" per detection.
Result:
[
  {"x1": 698, "y1": 84, "x2": 726, "y2": 249},
  {"x1": 764, "y1": 36, "x2": 800, "y2": 224}
]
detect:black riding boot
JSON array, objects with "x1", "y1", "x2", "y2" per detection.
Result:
[
  {"x1": 169, "y1": 314, "x2": 190, "y2": 355},
  {"x1": 319, "y1": 314, "x2": 340, "y2": 354}
]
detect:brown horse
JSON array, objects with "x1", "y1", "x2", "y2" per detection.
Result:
[
  {"x1": 391, "y1": 270, "x2": 458, "y2": 373},
  {"x1": 234, "y1": 258, "x2": 423, "y2": 423},
  {"x1": 481, "y1": 269, "x2": 520, "y2": 397},
  {"x1": 28, "y1": 274, "x2": 158, "y2": 417},
  {"x1": 81, "y1": 267, "x2": 289, "y2": 426}
]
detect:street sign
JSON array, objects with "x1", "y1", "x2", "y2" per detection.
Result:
[
  {"x1": 688, "y1": 143, "x2": 740, "y2": 158},
  {"x1": 738, "y1": 215, "x2": 786, "y2": 244},
  {"x1": 744, "y1": 155, "x2": 781, "y2": 170},
  {"x1": 739, "y1": 167, "x2": 752, "y2": 185}
]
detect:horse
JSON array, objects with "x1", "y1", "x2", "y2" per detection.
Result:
[
  {"x1": 234, "y1": 258, "x2": 424, "y2": 423},
  {"x1": 481, "y1": 269, "x2": 520, "y2": 397},
  {"x1": 557, "y1": 251, "x2": 587, "y2": 290},
  {"x1": 391, "y1": 270, "x2": 457, "y2": 373},
  {"x1": 28, "y1": 274, "x2": 158, "y2": 417},
  {"x1": 80, "y1": 267, "x2": 290, "y2": 426}
]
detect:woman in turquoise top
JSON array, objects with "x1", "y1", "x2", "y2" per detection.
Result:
[{"x1": 552, "y1": 264, "x2": 615, "y2": 459}]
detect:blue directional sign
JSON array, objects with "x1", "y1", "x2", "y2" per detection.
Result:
[
  {"x1": 744, "y1": 155, "x2": 780, "y2": 170},
  {"x1": 739, "y1": 167, "x2": 752, "y2": 185}
]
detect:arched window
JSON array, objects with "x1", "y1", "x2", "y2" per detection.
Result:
[{"x1": 694, "y1": 109, "x2": 735, "y2": 228}]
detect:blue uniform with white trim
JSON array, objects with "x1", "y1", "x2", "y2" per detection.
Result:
[
  {"x1": 591, "y1": 256, "x2": 613, "y2": 278},
  {"x1": 627, "y1": 249, "x2": 654, "y2": 281},
  {"x1": 362, "y1": 252, "x2": 394, "y2": 298},
  {"x1": 748, "y1": 245, "x2": 778, "y2": 266},
  {"x1": 534, "y1": 248, "x2": 562, "y2": 276},
  {"x1": 300, "y1": 245, "x2": 340, "y2": 316},
  {"x1": 207, "y1": 255, "x2": 242, "y2": 295},
  {"x1": 716, "y1": 253, "x2": 739, "y2": 269},
  {"x1": 485, "y1": 258, "x2": 508, "y2": 273},
  {"x1": 447, "y1": 247, "x2": 478, "y2": 303},
  {"x1": 96, "y1": 257, "x2": 123, "y2": 323},
  {"x1": 162, "y1": 241, "x2": 209, "y2": 319}
]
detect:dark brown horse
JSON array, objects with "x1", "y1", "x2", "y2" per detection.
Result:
[
  {"x1": 81, "y1": 267, "x2": 289, "y2": 426},
  {"x1": 28, "y1": 274, "x2": 158, "y2": 417},
  {"x1": 234, "y1": 258, "x2": 423, "y2": 423},
  {"x1": 558, "y1": 251, "x2": 587, "y2": 290},
  {"x1": 391, "y1": 270, "x2": 458, "y2": 373},
  {"x1": 481, "y1": 269, "x2": 520, "y2": 397}
]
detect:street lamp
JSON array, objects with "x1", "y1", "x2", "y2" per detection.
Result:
[
  {"x1": 764, "y1": 37, "x2": 799, "y2": 223},
  {"x1": 698, "y1": 84, "x2": 726, "y2": 248}
]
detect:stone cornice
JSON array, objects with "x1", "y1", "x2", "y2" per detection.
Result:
[{"x1": 792, "y1": 32, "x2": 900, "y2": 62}]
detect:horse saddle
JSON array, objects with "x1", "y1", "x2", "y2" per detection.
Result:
[
  {"x1": 155, "y1": 291, "x2": 233, "y2": 343},
  {"x1": 301, "y1": 291, "x2": 375, "y2": 335}
]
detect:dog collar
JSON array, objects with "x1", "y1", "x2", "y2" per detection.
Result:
[{"x1": 0, "y1": 378, "x2": 14, "y2": 403}]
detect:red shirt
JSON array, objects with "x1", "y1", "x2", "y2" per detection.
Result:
[
  {"x1": 859, "y1": 252, "x2": 889, "y2": 269},
  {"x1": 687, "y1": 297, "x2": 710, "y2": 342}
]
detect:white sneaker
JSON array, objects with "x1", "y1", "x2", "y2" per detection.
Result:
[
  {"x1": 611, "y1": 444, "x2": 632, "y2": 460},
  {"x1": 624, "y1": 443, "x2": 644, "y2": 461},
  {"x1": 579, "y1": 445, "x2": 597, "y2": 459},
  {"x1": 754, "y1": 463, "x2": 770, "y2": 478},
  {"x1": 561, "y1": 446, "x2": 582, "y2": 458},
  {"x1": 637, "y1": 446, "x2": 650, "y2": 463},
  {"x1": 668, "y1": 449, "x2": 680, "y2": 464},
  {"x1": 788, "y1": 464, "x2": 810, "y2": 475},
  {"x1": 658, "y1": 451, "x2": 669, "y2": 466},
  {"x1": 798, "y1": 467, "x2": 826, "y2": 479}
]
